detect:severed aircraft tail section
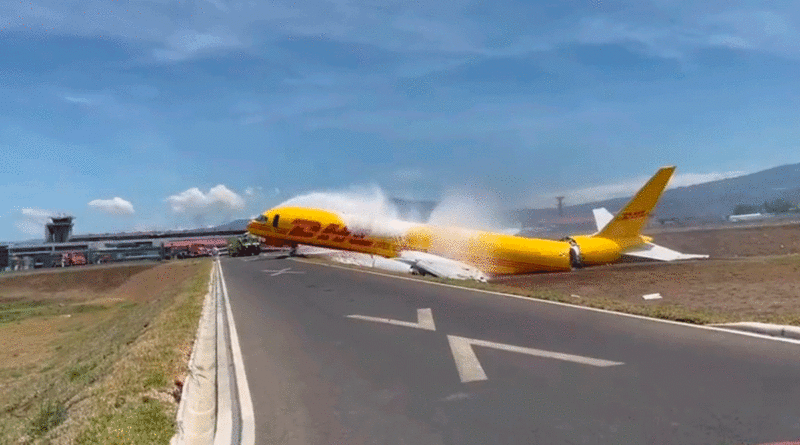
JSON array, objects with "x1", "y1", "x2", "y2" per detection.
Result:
[
  {"x1": 590, "y1": 166, "x2": 708, "y2": 261},
  {"x1": 595, "y1": 166, "x2": 676, "y2": 241}
]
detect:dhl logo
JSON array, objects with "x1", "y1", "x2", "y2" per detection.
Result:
[
  {"x1": 617, "y1": 210, "x2": 649, "y2": 221},
  {"x1": 287, "y1": 219, "x2": 377, "y2": 248}
]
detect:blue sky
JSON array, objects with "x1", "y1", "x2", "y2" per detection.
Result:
[{"x1": 1, "y1": 0, "x2": 799, "y2": 241}]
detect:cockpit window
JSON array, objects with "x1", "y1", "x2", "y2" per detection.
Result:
[
  {"x1": 255, "y1": 214, "x2": 267, "y2": 222},
  {"x1": 273, "y1": 214, "x2": 280, "y2": 228}
]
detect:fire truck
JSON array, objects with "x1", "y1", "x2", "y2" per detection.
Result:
[{"x1": 61, "y1": 251, "x2": 87, "y2": 267}]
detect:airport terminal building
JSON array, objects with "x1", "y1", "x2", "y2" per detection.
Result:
[{"x1": 0, "y1": 216, "x2": 245, "y2": 271}]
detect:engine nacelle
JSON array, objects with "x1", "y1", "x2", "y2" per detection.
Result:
[{"x1": 567, "y1": 235, "x2": 623, "y2": 266}]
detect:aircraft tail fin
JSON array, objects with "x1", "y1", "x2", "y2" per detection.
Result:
[{"x1": 595, "y1": 166, "x2": 675, "y2": 241}]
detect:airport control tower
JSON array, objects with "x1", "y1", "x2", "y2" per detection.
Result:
[{"x1": 46, "y1": 215, "x2": 74, "y2": 243}]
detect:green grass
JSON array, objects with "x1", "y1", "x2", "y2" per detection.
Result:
[
  {"x1": 26, "y1": 400, "x2": 67, "y2": 440},
  {"x1": 70, "y1": 260, "x2": 212, "y2": 444},
  {"x1": 0, "y1": 301, "x2": 108, "y2": 324},
  {"x1": 76, "y1": 399, "x2": 173, "y2": 445}
]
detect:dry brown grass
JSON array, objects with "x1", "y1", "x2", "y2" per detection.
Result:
[
  {"x1": 495, "y1": 255, "x2": 800, "y2": 326},
  {"x1": 0, "y1": 259, "x2": 211, "y2": 445},
  {"x1": 0, "y1": 264, "x2": 155, "y2": 301}
]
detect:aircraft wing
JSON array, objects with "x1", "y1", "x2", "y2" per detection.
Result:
[
  {"x1": 623, "y1": 243, "x2": 709, "y2": 261},
  {"x1": 396, "y1": 251, "x2": 489, "y2": 282},
  {"x1": 294, "y1": 245, "x2": 489, "y2": 280}
]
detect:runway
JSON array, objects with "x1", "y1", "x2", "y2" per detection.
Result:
[{"x1": 221, "y1": 255, "x2": 800, "y2": 444}]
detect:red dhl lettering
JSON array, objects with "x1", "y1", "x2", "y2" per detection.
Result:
[
  {"x1": 317, "y1": 223, "x2": 350, "y2": 242},
  {"x1": 288, "y1": 219, "x2": 321, "y2": 238},
  {"x1": 287, "y1": 220, "x2": 375, "y2": 248},
  {"x1": 618, "y1": 210, "x2": 648, "y2": 221}
]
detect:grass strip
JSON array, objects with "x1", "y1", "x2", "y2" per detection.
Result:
[{"x1": 72, "y1": 259, "x2": 212, "y2": 445}]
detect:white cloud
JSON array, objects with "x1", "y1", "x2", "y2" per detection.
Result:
[
  {"x1": 63, "y1": 95, "x2": 91, "y2": 104},
  {"x1": 154, "y1": 29, "x2": 242, "y2": 61},
  {"x1": 88, "y1": 197, "x2": 135, "y2": 215},
  {"x1": 166, "y1": 184, "x2": 245, "y2": 213}
]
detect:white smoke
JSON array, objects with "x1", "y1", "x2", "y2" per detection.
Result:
[
  {"x1": 88, "y1": 197, "x2": 135, "y2": 215},
  {"x1": 165, "y1": 184, "x2": 245, "y2": 213},
  {"x1": 14, "y1": 208, "x2": 55, "y2": 237}
]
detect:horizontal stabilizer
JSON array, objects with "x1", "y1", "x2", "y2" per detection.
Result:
[
  {"x1": 592, "y1": 208, "x2": 614, "y2": 232},
  {"x1": 623, "y1": 243, "x2": 709, "y2": 261}
]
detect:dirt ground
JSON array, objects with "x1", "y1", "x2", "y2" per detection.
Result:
[
  {"x1": 494, "y1": 255, "x2": 800, "y2": 324},
  {"x1": 646, "y1": 221, "x2": 800, "y2": 258},
  {"x1": 486, "y1": 222, "x2": 800, "y2": 326}
]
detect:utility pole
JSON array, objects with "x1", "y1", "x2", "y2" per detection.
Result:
[{"x1": 556, "y1": 196, "x2": 565, "y2": 217}]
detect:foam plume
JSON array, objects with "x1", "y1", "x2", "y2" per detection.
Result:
[
  {"x1": 275, "y1": 185, "x2": 417, "y2": 237},
  {"x1": 274, "y1": 184, "x2": 515, "y2": 239}
]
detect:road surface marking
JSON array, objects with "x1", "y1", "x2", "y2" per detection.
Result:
[
  {"x1": 219, "y1": 260, "x2": 256, "y2": 445},
  {"x1": 298, "y1": 259, "x2": 800, "y2": 346},
  {"x1": 262, "y1": 267, "x2": 305, "y2": 276},
  {"x1": 447, "y1": 335, "x2": 624, "y2": 383},
  {"x1": 347, "y1": 308, "x2": 436, "y2": 331}
]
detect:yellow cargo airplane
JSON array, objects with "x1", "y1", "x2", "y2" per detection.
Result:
[{"x1": 246, "y1": 166, "x2": 707, "y2": 277}]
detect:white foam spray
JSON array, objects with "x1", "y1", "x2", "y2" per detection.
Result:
[
  {"x1": 427, "y1": 187, "x2": 513, "y2": 233},
  {"x1": 274, "y1": 185, "x2": 417, "y2": 237},
  {"x1": 274, "y1": 184, "x2": 516, "y2": 236}
]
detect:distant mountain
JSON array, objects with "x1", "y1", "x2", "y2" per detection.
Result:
[
  {"x1": 212, "y1": 219, "x2": 249, "y2": 232},
  {"x1": 514, "y1": 163, "x2": 800, "y2": 226}
]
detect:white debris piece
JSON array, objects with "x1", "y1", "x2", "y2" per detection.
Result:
[{"x1": 642, "y1": 293, "x2": 663, "y2": 300}]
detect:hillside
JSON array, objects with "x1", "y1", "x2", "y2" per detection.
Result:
[{"x1": 514, "y1": 163, "x2": 800, "y2": 226}]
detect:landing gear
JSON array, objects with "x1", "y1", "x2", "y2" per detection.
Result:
[{"x1": 289, "y1": 246, "x2": 298, "y2": 257}]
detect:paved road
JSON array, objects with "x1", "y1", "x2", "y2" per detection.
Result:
[{"x1": 222, "y1": 255, "x2": 800, "y2": 445}]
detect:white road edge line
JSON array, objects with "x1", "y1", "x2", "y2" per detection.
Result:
[
  {"x1": 218, "y1": 259, "x2": 256, "y2": 445},
  {"x1": 292, "y1": 258, "x2": 800, "y2": 346},
  {"x1": 346, "y1": 308, "x2": 436, "y2": 331}
]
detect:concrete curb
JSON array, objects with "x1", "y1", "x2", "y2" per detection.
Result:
[
  {"x1": 214, "y1": 259, "x2": 236, "y2": 445},
  {"x1": 711, "y1": 322, "x2": 800, "y2": 341},
  {"x1": 172, "y1": 262, "x2": 218, "y2": 445}
]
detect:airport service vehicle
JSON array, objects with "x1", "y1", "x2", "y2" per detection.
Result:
[
  {"x1": 61, "y1": 251, "x2": 87, "y2": 267},
  {"x1": 228, "y1": 235, "x2": 262, "y2": 257}
]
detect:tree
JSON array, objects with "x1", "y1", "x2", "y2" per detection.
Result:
[
  {"x1": 764, "y1": 198, "x2": 793, "y2": 213},
  {"x1": 733, "y1": 204, "x2": 760, "y2": 215}
]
